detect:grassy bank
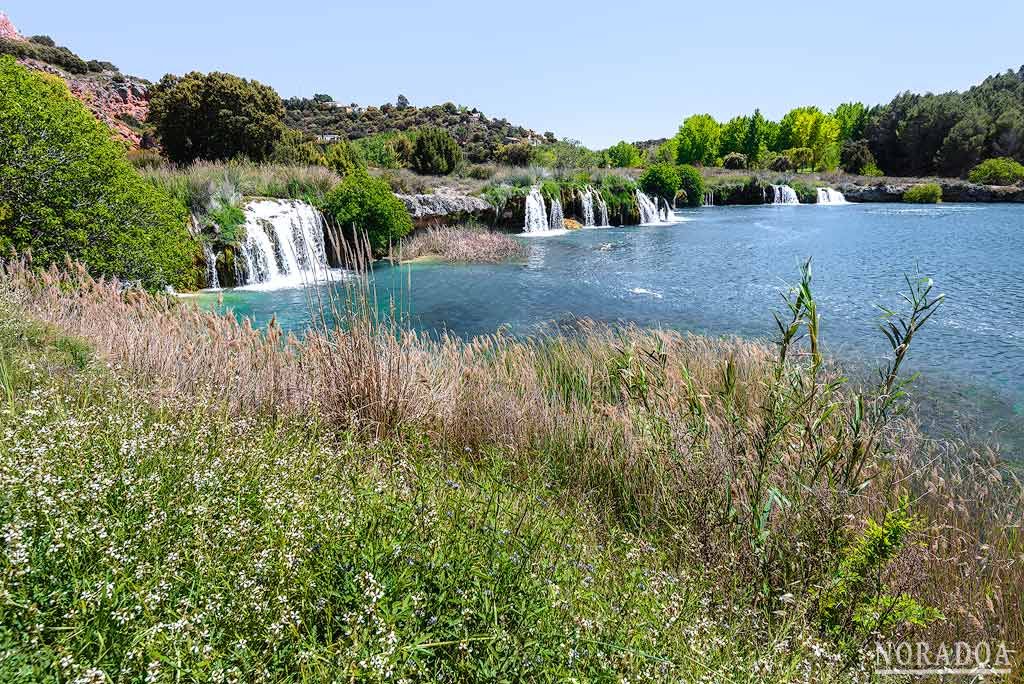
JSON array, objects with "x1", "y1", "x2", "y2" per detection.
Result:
[{"x1": 1, "y1": 259, "x2": 1021, "y2": 680}]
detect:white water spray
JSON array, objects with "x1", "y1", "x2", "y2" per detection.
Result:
[
  {"x1": 816, "y1": 187, "x2": 848, "y2": 204},
  {"x1": 635, "y1": 189, "x2": 662, "y2": 224},
  {"x1": 597, "y1": 192, "x2": 610, "y2": 226},
  {"x1": 660, "y1": 197, "x2": 673, "y2": 222},
  {"x1": 524, "y1": 185, "x2": 549, "y2": 233},
  {"x1": 237, "y1": 199, "x2": 333, "y2": 288},
  {"x1": 549, "y1": 197, "x2": 565, "y2": 230},
  {"x1": 580, "y1": 187, "x2": 596, "y2": 227},
  {"x1": 771, "y1": 185, "x2": 800, "y2": 205},
  {"x1": 203, "y1": 243, "x2": 221, "y2": 289}
]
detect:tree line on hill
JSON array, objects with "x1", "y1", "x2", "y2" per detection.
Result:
[{"x1": 638, "y1": 66, "x2": 1024, "y2": 181}]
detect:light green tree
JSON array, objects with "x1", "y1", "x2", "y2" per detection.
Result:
[
  {"x1": 720, "y1": 116, "x2": 750, "y2": 156},
  {"x1": 605, "y1": 141, "x2": 643, "y2": 168},
  {"x1": 675, "y1": 114, "x2": 721, "y2": 165}
]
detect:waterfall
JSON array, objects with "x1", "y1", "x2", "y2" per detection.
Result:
[
  {"x1": 703, "y1": 190, "x2": 714, "y2": 207},
  {"x1": 549, "y1": 197, "x2": 565, "y2": 230},
  {"x1": 771, "y1": 184, "x2": 800, "y2": 205},
  {"x1": 580, "y1": 187, "x2": 596, "y2": 227},
  {"x1": 203, "y1": 243, "x2": 221, "y2": 289},
  {"x1": 524, "y1": 185, "x2": 549, "y2": 233},
  {"x1": 236, "y1": 199, "x2": 333, "y2": 288},
  {"x1": 635, "y1": 189, "x2": 662, "y2": 224},
  {"x1": 816, "y1": 187, "x2": 848, "y2": 204},
  {"x1": 597, "y1": 193, "x2": 610, "y2": 226},
  {"x1": 660, "y1": 198, "x2": 673, "y2": 222}
]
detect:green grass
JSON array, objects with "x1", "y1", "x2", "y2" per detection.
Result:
[
  {"x1": 0, "y1": 308, "x2": 855, "y2": 682},
  {"x1": 1, "y1": 257, "x2": 1020, "y2": 681}
]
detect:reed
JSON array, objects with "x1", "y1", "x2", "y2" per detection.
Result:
[
  {"x1": 1, "y1": 251, "x2": 1020, "y2": 658},
  {"x1": 395, "y1": 225, "x2": 527, "y2": 263}
]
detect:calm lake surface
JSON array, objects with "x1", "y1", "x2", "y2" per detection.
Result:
[{"x1": 201, "y1": 203, "x2": 1024, "y2": 457}]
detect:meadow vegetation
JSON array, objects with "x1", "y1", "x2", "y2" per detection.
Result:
[{"x1": 0, "y1": 256, "x2": 1020, "y2": 680}]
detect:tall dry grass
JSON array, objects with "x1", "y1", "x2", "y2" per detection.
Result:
[
  {"x1": 1, "y1": 256, "x2": 1020, "y2": 653},
  {"x1": 395, "y1": 225, "x2": 527, "y2": 263},
  {"x1": 142, "y1": 160, "x2": 342, "y2": 212}
]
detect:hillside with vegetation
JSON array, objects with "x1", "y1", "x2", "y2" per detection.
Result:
[
  {"x1": 284, "y1": 94, "x2": 551, "y2": 163},
  {"x1": 0, "y1": 12, "x2": 152, "y2": 147}
]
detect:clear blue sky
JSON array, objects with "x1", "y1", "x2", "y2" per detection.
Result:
[{"x1": 5, "y1": 1, "x2": 1022, "y2": 148}]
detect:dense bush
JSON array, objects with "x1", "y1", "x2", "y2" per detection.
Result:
[
  {"x1": 352, "y1": 132, "x2": 411, "y2": 169},
  {"x1": 789, "y1": 179, "x2": 818, "y2": 204},
  {"x1": 596, "y1": 174, "x2": 638, "y2": 223},
  {"x1": 0, "y1": 58, "x2": 199, "y2": 290},
  {"x1": 722, "y1": 152, "x2": 748, "y2": 169},
  {"x1": 840, "y1": 139, "x2": 877, "y2": 174},
  {"x1": 769, "y1": 153, "x2": 794, "y2": 171},
  {"x1": 270, "y1": 128, "x2": 326, "y2": 166},
  {"x1": 410, "y1": 127, "x2": 462, "y2": 175},
  {"x1": 321, "y1": 169, "x2": 413, "y2": 254},
  {"x1": 324, "y1": 140, "x2": 366, "y2": 175},
  {"x1": 967, "y1": 157, "x2": 1024, "y2": 185},
  {"x1": 605, "y1": 141, "x2": 643, "y2": 168},
  {"x1": 148, "y1": 71, "x2": 285, "y2": 164},
  {"x1": 676, "y1": 164, "x2": 705, "y2": 207},
  {"x1": 638, "y1": 164, "x2": 680, "y2": 202},
  {"x1": 495, "y1": 141, "x2": 533, "y2": 166},
  {"x1": 903, "y1": 183, "x2": 942, "y2": 203}
]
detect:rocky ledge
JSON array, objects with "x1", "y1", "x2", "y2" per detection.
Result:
[
  {"x1": 839, "y1": 180, "x2": 1024, "y2": 203},
  {"x1": 18, "y1": 58, "x2": 151, "y2": 148},
  {"x1": 397, "y1": 189, "x2": 495, "y2": 228}
]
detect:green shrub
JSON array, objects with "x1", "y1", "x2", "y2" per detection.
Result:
[
  {"x1": 861, "y1": 161, "x2": 884, "y2": 177},
  {"x1": 967, "y1": 157, "x2": 1024, "y2": 185},
  {"x1": 676, "y1": 164, "x2": 705, "y2": 207},
  {"x1": 0, "y1": 57, "x2": 199, "y2": 290},
  {"x1": 321, "y1": 169, "x2": 413, "y2": 255},
  {"x1": 722, "y1": 152, "x2": 748, "y2": 169},
  {"x1": 769, "y1": 153, "x2": 795, "y2": 172},
  {"x1": 495, "y1": 141, "x2": 533, "y2": 166},
  {"x1": 148, "y1": 71, "x2": 286, "y2": 164},
  {"x1": 903, "y1": 183, "x2": 942, "y2": 203},
  {"x1": 789, "y1": 179, "x2": 817, "y2": 204},
  {"x1": 353, "y1": 132, "x2": 410, "y2": 169},
  {"x1": 466, "y1": 164, "x2": 496, "y2": 180},
  {"x1": 270, "y1": 128, "x2": 326, "y2": 167},
  {"x1": 324, "y1": 140, "x2": 366, "y2": 175},
  {"x1": 207, "y1": 203, "x2": 246, "y2": 245},
  {"x1": 597, "y1": 174, "x2": 638, "y2": 222},
  {"x1": 819, "y1": 499, "x2": 942, "y2": 650},
  {"x1": 605, "y1": 141, "x2": 643, "y2": 168},
  {"x1": 410, "y1": 127, "x2": 462, "y2": 175},
  {"x1": 638, "y1": 164, "x2": 680, "y2": 202}
]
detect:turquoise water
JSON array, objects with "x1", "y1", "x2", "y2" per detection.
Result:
[{"x1": 201, "y1": 203, "x2": 1024, "y2": 455}]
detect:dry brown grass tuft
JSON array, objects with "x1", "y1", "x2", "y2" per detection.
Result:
[
  {"x1": 1, "y1": 256, "x2": 1020, "y2": 651},
  {"x1": 395, "y1": 225, "x2": 527, "y2": 263}
]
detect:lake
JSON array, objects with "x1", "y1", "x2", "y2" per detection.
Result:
[{"x1": 201, "y1": 203, "x2": 1024, "y2": 456}]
